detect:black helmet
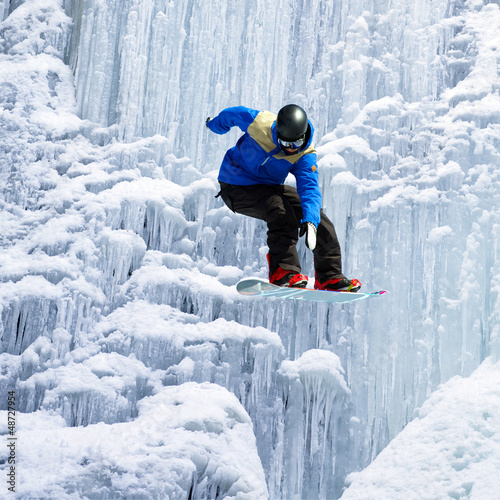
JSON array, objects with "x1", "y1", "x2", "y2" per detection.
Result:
[{"x1": 276, "y1": 104, "x2": 308, "y2": 141}]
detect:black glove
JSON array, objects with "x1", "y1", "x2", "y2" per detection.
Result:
[
  {"x1": 206, "y1": 117, "x2": 211, "y2": 127},
  {"x1": 299, "y1": 222, "x2": 317, "y2": 250}
]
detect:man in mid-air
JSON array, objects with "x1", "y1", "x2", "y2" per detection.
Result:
[{"x1": 206, "y1": 104, "x2": 361, "y2": 292}]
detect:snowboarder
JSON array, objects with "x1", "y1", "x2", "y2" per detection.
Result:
[{"x1": 206, "y1": 104, "x2": 361, "y2": 292}]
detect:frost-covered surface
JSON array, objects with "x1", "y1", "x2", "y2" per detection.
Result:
[
  {"x1": 0, "y1": 0, "x2": 500, "y2": 498},
  {"x1": 342, "y1": 358, "x2": 500, "y2": 499},
  {"x1": 276, "y1": 350, "x2": 352, "y2": 498},
  {"x1": 1, "y1": 383, "x2": 269, "y2": 499}
]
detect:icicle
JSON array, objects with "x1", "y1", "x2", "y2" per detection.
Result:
[{"x1": 277, "y1": 349, "x2": 351, "y2": 499}]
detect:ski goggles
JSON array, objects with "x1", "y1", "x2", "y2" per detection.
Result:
[{"x1": 278, "y1": 135, "x2": 305, "y2": 149}]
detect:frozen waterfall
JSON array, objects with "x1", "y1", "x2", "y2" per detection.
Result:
[{"x1": 1, "y1": 0, "x2": 499, "y2": 498}]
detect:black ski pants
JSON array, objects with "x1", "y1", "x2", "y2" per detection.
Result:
[{"x1": 218, "y1": 182, "x2": 345, "y2": 283}]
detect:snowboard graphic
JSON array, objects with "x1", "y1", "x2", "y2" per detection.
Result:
[{"x1": 236, "y1": 278, "x2": 387, "y2": 304}]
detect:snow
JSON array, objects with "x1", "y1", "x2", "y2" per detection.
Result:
[
  {"x1": 342, "y1": 359, "x2": 500, "y2": 499},
  {"x1": 0, "y1": 383, "x2": 268, "y2": 499},
  {"x1": 0, "y1": 0, "x2": 499, "y2": 498}
]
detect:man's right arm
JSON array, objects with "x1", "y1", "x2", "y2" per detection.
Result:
[{"x1": 206, "y1": 106, "x2": 259, "y2": 135}]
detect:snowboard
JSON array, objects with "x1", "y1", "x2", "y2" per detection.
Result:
[{"x1": 236, "y1": 278, "x2": 387, "y2": 304}]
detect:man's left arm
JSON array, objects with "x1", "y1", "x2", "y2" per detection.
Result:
[{"x1": 291, "y1": 152, "x2": 322, "y2": 229}]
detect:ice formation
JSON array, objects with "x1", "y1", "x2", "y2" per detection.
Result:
[
  {"x1": 342, "y1": 359, "x2": 500, "y2": 499},
  {"x1": 0, "y1": 0, "x2": 499, "y2": 498},
  {"x1": 8, "y1": 383, "x2": 269, "y2": 499}
]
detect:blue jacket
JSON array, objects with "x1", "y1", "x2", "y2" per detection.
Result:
[{"x1": 207, "y1": 106, "x2": 321, "y2": 227}]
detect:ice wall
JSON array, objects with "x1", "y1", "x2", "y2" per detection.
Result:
[
  {"x1": 0, "y1": 2, "x2": 271, "y2": 497},
  {"x1": 1, "y1": 0, "x2": 499, "y2": 499},
  {"x1": 63, "y1": 0, "x2": 471, "y2": 167}
]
